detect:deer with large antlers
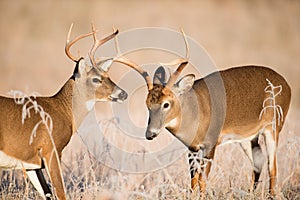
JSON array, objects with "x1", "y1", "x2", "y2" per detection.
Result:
[
  {"x1": 0, "y1": 24, "x2": 143, "y2": 199},
  {"x1": 136, "y1": 31, "x2": 291, "y2": 196}
]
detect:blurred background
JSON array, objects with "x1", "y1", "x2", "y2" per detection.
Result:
[
  {"x1": 0, "y1": 0, "x2": 299, "y2": 106},
  {"x1": 0, "y1": 1, "x2": 299, "y2": 199}
]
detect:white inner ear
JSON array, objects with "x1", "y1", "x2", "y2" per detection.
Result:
[
  {"x1": 100, "y1": 59, "x2": 113, "y2": 72},
  {"x1": 77, "y1": 58, "x2": 93, "y2": 77},
  {"x1": 78, "y1": 59, "x2": 86, "y2": 75},
  {"x1": 177, "y1": 75, "x2": 195, "y2": 94}
]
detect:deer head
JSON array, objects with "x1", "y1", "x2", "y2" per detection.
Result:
[
  {"x1": 65, "y1": 24, "x2": 128, "y2": 110},
  {"x1": 145, "y1": 62, "x2": 194, "y2": 140},
  {"x1": 144, "y1": 29, "x2": 190, "y2": 140}
]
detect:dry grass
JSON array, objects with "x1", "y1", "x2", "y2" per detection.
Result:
[
  {"x1": 63, "y1": 111, "x2": 300, "y2": 200},
  {"x1": 0, "y1": 110, "x2": 299, "y2": 199}
]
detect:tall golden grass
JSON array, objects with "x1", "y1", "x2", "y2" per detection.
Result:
[{"x1": 1, "y1": 111, "x2": 299, "y2": 199}]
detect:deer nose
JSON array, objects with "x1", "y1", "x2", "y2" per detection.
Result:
[
  {"x1": 146, "y1": 130, "x2": 158, "y2": 140},
  {"x1": 119, "y1": 91, "x2": 128, "y2": 100}
]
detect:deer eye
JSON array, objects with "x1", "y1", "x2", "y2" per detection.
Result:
[
  {"x1": 163, "y1": 102, "x2": 170, "y2": 109},
  {"x1": 92, "y1": 78, "x2": 101, "y2": 84}
]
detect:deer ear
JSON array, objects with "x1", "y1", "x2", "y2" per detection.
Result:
[
  {"x1": 175, "y1": 74, "x2": 195, "y2": 94},
  {"x1": 153, "y1": 66, "x2": 167, "y2": 85},
  {"x1": 98, "y1": 58, "x2": 113, "y2": 72},
  {"x1": 76, "y1": 58, "x2": 87, "y2": 77}
]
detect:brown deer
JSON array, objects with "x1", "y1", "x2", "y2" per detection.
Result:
[
  {"x1": 137, "y1": 32, "x2": 291, "y2": 196},
  {"x1": 0, "y1": 24, "x2": 144, "y2": 200}
]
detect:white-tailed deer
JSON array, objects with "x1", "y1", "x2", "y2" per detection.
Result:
[
  {"x1": 0, "y1": 24, "x2": 143, "y2": 200},
  {"x1": 140, "y1": 33, "x2": 291, "y2": 196}
]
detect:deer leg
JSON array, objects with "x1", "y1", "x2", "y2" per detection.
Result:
[
  {"x1": 26, "y1": 170, "x2": 46, "y2": 199},
  {"x1": 26, "y1": 169, "x2": 52, "y2": 200},
  {"x1": 240, "y1": 135, "x2": 265, "y2": 192},
  {"x1": 188, "y1": 152, "x2": 200, "y2": 191},
  {"x1": 44, "y1": 153, "x2": 66, "y2": 200},
  {"x1": 240, "y1": 141, "x2": 257, "y2": 191},
  {"x1": 36, "y1": 169, "x2": 52, "y2": 199},
  {"x1": 198, "y1": 159, "x2": 212, "y2": 195},
  {"x1": 191, "y1": 171, "x2": 200, "y2": 191},
  {"x1": 251, "y1": 136, "x2": 265, "y2": 191},
  {"x1": 188, "y1": 147, "x2": 215, "y2": 194},
  {"x1": 264, "y1": 129, "x2": 277, "y2": 196}
]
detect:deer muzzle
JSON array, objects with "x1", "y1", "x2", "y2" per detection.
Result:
[
  {"x1": 110, "y1": 86, "x2": 128, "y2": 103},
  {"x1": 145, "y1": 109, "x2": 165, "y2": 140},
  {"x1": 146, "y1": 129, "x2": 158, "y2": 140}
]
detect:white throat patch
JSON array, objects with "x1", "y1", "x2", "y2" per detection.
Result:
[
  {"x1": 167, "y1": 118, "x2": 179, "y2": 128},
  {"x1": 86, "y1": 100, "x2": 96, "y2": 111}
]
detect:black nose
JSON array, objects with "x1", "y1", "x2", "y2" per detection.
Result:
[
  {"x1": 146, "y1": 130, "x2": 157, "y2": 140},
  {"x1": 119, "y1": 91, "x2": 128, "y2": 100}
]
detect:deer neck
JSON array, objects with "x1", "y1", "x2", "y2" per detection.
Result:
[
  {"x1": 53, "y1": 79, "x2": 74, "y2": 113},
  {"x1": 72, "y1": 81, "x2": 96, "y2": 132},
  {"x1": 166, "y1": 89, "x2": 201, "y2": 147},
  {"x1": 54, "y1": 79, "x2": 92, "y2": 133}
]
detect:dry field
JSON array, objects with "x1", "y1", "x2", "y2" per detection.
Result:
[{"x1": 0, "y1": 0, "x2": 299, "y2": 199}]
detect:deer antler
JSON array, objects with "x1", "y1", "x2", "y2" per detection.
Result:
[
  {"x1": 165, "y1": 61, "x2": 189, "y2": 89},
  {"x1": 89, "y1": 23, "x2": 119, "y2": 66},
  {"x1": 112, "y1": 28, "x2": 153, "y2": 90},
  {"x1": 164, "y1": 29, "x2": 190, "y2": 88},
  {"x1": 65, "y1": 23, "x2": 94, "y2": 62},
  {"x1": 114, "y1": 56, "x2": 153, "y2": 90}
]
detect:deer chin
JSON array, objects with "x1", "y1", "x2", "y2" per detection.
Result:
[
  {"x1": 85, "y1": 97, "x2": 124, "y2": 110},
  {"x1": 115, "y1": 99, "x2": 125, "y2": 103},
  {"x1": 108, "y1": 96, "x2": 125, "y2": 103},
  {"x1": 145, "y1": 127, "x2": 163, "y2": 140}
]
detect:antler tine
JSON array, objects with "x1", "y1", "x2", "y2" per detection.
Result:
[
  {"x1": 181, "y1": 28, "x2": 190, "y2": 61},
  {"x1": 113, "y1": 27, "x2": 121, "y2": 55},
  {"x1": 165, "y1": 61, "x2": 188, "y2": 88},
  {"x1": 159, "y1": 29, "x2": 189, "y2": 67},
  {"x1": 65, "y1": 23, "x2": 94, "y2": 62},
  {"x1": 114, "y1": 57, "x2": 153, "y2": 90},
  {"x1": 112, "y1": 31, "x2": 153, "y2": 90},
  {"x1": 165, "y1": 28, "x2": 190, "y2": 88},
  {"x1": 89, "y1": 23, "x2": 119, "y2": 66}
]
